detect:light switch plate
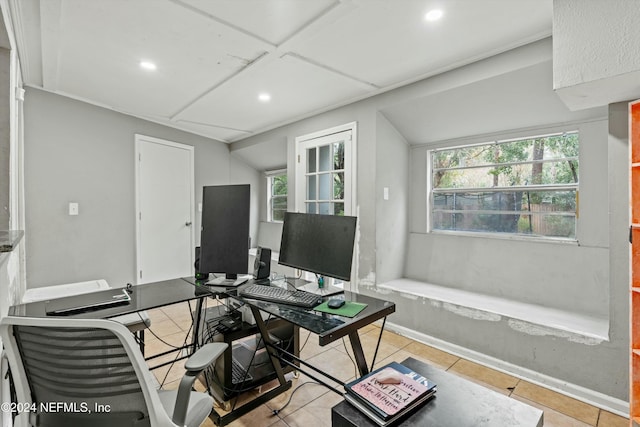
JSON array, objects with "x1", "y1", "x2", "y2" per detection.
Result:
[{"x1": 69, "y1": 202, "x2": 79, "y2": 216}]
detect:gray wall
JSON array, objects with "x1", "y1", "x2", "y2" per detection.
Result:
[
  {"x1": 375, "y1": 112, "x2": 409, "y2": 284},
  {"x1": 0, "y1": 48, "x2": 9, "y2": 230},
  {"x1": 232, "y1": 104, "x2": 379, "y2": 287},
  {"x1": 233, "y1": 40, "x2": 628, "y2": 403},
  {"x1": 607, "y1": 101, "x2": 631, "y2": 399},
  {"x1": 24, "y1": 88, "x2": 260, "y2": 288},
  {"x1": 388, "y1": 56, "x2": 620, "y2": 400},
  {"x1": 397, "y1": 116, "x2": 624, "y2": 399},
  {"x1": 407, "y1": 118, "x2": 609, "y2": 316}
]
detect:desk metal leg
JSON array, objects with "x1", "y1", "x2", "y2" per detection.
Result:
[
  {"x1": 146, "y1": 297, "x2": 207, "y2": 371},
  {"x1": 191, "y1": 297, "x2": 205, "y2": 353},
  {"x1": 251, "y1": 305, "x2": 287, "y2": 385},
  {"x1": 348, "y1": 331, "x2": 369, "y2": 377},
  {"x1": 348, "y1": 317, "x2": 388, "y2": 377},
  {"x1": 138, "y1": 330, "x2": 145, "y2": 355}
]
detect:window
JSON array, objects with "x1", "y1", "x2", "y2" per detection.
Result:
[
  {"x1": 429, "y1": 131, "x2": 579, "y2": 240},
  {"x1": 303, "y1": 137, "x2": 346, "y2": 216},
  {"x1": 267, "y1": 170, "x2": 288, "y2": 222},
  {"x1": 296, "y1": 127, "x2": 354, "y2": 216}
]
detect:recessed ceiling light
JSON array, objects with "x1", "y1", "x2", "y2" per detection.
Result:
[
  {"x1": 139, "y1": 60, "x2": 157, "y2": 71},
  {"x1": 425, "y1": 9, "x2": 444, "y2": 22},
  {"x1": 258, "y1": 93, "x2": 271, "y2": 102}
]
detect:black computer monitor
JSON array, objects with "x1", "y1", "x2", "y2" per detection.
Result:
[
  {"x1": 278, "y1": 212, "x2": 357, "y2": 283},
  {"x1": 199, "y1": 184, "x2": 250, "y2": 284}
]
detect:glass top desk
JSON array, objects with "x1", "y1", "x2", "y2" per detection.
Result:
[
  {"x1": 9, "y1": 278, "x2": 208, "y2": 319},
  {"x1": 8, "y1": 278, "x2": 211, "y2": 366},
  {"x1": 9, "y1": 277, "x2": 396, "y2": 426},
  {"x1": 181, "y1": 277, "x2": 396, "y2": 426},
  {"x1": 8, "y1": 277, "x2": 396, "y2": 377},
  {"x1": 184, "y1": 277, "x2": 396, "y2": 377}
]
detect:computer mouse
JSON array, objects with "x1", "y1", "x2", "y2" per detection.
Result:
[
  {"x1": 376, "y1": 370, "x2": 403, "y2": 384},
  {"x1": 327, "y1": 298, "x2": 345, "y2": 309}
]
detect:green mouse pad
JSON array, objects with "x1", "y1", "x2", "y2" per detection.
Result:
[{"x1": 314, "y1": 301, "x2": 368, "y2": 317}]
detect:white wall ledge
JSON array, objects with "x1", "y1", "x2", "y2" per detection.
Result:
[{"x1": 377, "y1": 278, "x2": 609, "y2": 343}]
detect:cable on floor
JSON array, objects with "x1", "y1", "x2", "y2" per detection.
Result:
[{"x1": 271, "y1": 380, "x2": 321, "y2": 416}]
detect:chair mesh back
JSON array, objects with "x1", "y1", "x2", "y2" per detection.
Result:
[{"x1": 14, "y1": 324, "x2": 151, "y2": 427}]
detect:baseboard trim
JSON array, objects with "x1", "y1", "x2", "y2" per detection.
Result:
[{"x1": 384, "y1": 320, "x2": 629, "y2": 418}]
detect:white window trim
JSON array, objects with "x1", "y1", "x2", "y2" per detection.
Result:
[
  {"x1": 294, "y1": 122, "x2": 357, "y2": 216},
  {"x1": 266, "y1": 168, "x2": 287, "y2": 223},
  {"x1": 427, "y1": 130, "x2": 580, "y2": 243}
]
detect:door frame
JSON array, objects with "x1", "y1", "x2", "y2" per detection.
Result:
[
  {"x1": 294, "y1": 122, "x2": 358, "y2": 289},
  {"x1": 294, "y1": 121, "x2": 357, "y2": 215},
  {"x1": 134, "y1": 134, "x2": 195, "y2": 284}
]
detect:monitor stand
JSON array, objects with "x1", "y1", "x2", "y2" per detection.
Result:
[
  {"x1": 206, "y1": 274, "x2": 249, "y2": 287},
  {"x1": 296, "y1": 281, "x2": 344, "y2": 296}
]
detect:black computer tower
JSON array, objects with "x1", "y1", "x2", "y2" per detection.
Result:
[{"x1": 195, "y1": 305, "x2": 299, "y2": 403}]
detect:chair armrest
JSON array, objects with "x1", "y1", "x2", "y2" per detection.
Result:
[
  {"x1": 172, "y1": 342, "x2": 228, "y2": 426},
  {"x1": 185, "y1": 343, "x2": 228, "y2": 374}
]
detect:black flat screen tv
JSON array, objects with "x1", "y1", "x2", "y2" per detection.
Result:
[
  {"x1": 199, "y1": 184, "x2": 250, "y2": 281},
  {"x1": 278, "y1": 212, "x2": 357, "y2": 282}
]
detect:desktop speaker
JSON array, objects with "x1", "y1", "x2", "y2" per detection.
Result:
[
  {"x1": 194, "y1": 247, "x2": 207, "y2": 280},
  {"x1": 253, "y1": 247, "x2": 271, "y2": 280}
]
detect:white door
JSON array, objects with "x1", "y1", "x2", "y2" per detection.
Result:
[
  {"x1": 135, "y1": 135, "x2": 194, "y2": 284},
  {"x1": 295, "y1": 122, "x2": 357, "y2": 290}
]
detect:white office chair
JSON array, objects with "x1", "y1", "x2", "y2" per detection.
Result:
[
  {"x1": 21, "y1": 280, "x2": 152, "y2": 354},
  {"x1": 0, "y1": 315, "x2": 227, "y2": 427}
]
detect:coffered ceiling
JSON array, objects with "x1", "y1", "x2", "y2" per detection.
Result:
[{"x1": 9, "y1": 0, "x2": 552, "y2": 143}]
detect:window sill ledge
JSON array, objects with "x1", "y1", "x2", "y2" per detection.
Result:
[
  {"x1": 429, "y1": 229, "x2": 579, "y2": 245},
  {"x1": 377, "y1": 278, "x2": 608, "y2": 343},
  {"x1": 0, "y1": 230, "x2": 24, "y2": 253}
]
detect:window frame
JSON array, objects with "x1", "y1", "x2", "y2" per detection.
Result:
[
  {"x1": 427, "y1": 131, "x2": 580, "y2": 242},
  {"x1": 294, "y1": 123, "x2": 356, "y2": 216},
  {"x1": 266, "y1": 169, "x2": 288, "y2": 223}
]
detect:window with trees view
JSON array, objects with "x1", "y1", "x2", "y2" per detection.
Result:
[
  {"x1": 430, "y1": 131, "x2": 579, "y2": 239},
  {"x1": 268, "y1": 172, "x2": 288, "y2": 222}
]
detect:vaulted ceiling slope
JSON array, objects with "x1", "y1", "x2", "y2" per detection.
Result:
[{"x1": 9, "y1": 0, "x2": 552, "y2": 143}]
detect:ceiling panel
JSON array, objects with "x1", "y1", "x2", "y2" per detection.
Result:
[
  {"x1": 179, "y1": 0, "x2": 338, "y2": 45},
  {"x1": 380, "y1": 61, "x2": 606, "y2": 145},
  {"x1": 171, "y1": 120, "x2": 250, "y2": 142},
  {"x1": 10, "y1": 0, "x2": 558, "y2": 168},
  {"x1": 230, "y1": 137, "x2": 288, "y2": 172},
  {"x1": 176, "y1": 53, "x2": 375, "y2": 138},
  {"x1": 51, "y1": 0, "x2": 270, "y2": 117},
  {"x1": 292, "y1": 0, "x2": 552, "y2": 87}
]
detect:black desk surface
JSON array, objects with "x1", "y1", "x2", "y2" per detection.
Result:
[
  {"x1": 332, "y1": 357, "x2": 544, "y2": 427},
  {"x1": 10, "y1": 277, "x2": 395, "y2": 353},
  {"x1": 185, "y1": 277, "x2": 396, "y2": 346},
  {"x1": 8, "y1": 278, "x2": 208, "y2": 318},
  {"x1": 11, "y1": 278, "x2": 395, "y2": 345}
]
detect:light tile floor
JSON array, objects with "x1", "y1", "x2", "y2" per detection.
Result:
[{"x1": 144, "y1": 301, "x2": 628, "y2": 427}]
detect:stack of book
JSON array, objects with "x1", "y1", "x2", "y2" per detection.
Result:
[{"x1": 343, "y1": 361, "x2": 437, "y2": 426}]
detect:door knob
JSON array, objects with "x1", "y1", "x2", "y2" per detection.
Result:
[{"x1": 185, "y1": 222, "x2": 192, "y2": 226}]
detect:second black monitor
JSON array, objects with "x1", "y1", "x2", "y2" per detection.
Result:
[
  {"x1": 278, "y1": 212, "x2": 357, "y2": 282},
  {"x1": 199, "y1": 184, "x2": 250, "y2": 282}
]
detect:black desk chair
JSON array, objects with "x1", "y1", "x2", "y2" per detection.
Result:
[{"x1": 1, "y1": 316, "x2": 227, "y2": 427}]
